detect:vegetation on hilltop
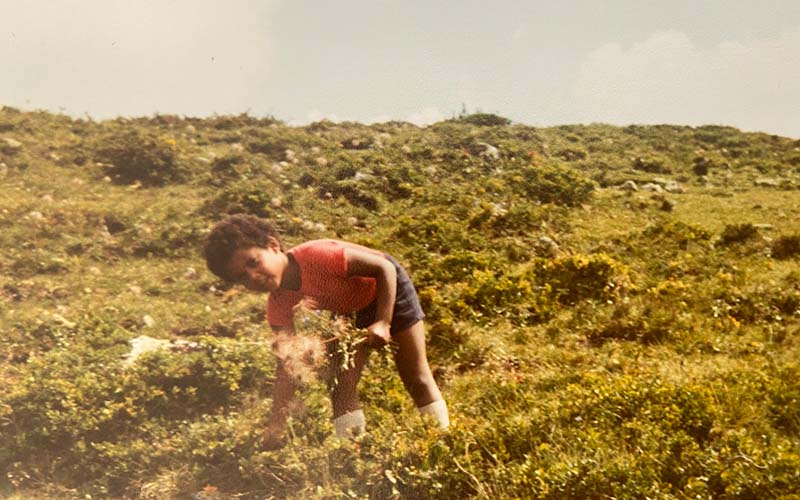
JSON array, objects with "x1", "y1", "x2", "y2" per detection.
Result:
[{"x1": 1, "y1": 105, "x2": 799, "y2": 499}]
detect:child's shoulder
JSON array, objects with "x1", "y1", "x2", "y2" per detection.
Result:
[{"x1": 290, "y1": 239, "x2": 382, "y2": 256}]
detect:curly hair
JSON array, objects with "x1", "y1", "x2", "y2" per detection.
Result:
[{"x1": 204, "y1": 214, "x2": 283, "y2": 281}]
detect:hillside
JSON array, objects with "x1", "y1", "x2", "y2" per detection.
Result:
[{"x1": 1, "y1": 106, "x2": 799, "y2": 499}]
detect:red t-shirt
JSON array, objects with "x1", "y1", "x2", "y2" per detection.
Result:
[{"x1": 266, "y1": 239, "x2": 384, "y2": 328}]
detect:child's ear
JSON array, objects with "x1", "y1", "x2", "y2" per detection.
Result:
[{"x1": 266, "y1": 236, "x2": 282, "y2": 252}]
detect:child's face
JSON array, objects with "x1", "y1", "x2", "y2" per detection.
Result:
[{"x1": 225, "y1": 240, "x2": 286, "y2": 292}]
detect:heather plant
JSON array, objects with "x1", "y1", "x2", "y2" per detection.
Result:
[{"x1": 95, "y1": 129, "x2": 189, "y2": 186}]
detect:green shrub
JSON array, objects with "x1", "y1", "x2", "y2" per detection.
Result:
[
  {"x1": 453, "y1": 113, "x2": 512, "y2": 127},
  {"x1": 772, "y1": 233, "x2": 800, "y2": 259},
  {"x1": 719, "y1": 223, "x2": 759, "y2": 246},
  {"x1": 632, "y1": 156, "x2": 670, "y2": 173},
  {"x1": 768, "y1": 364, "x2": 800, "y2": 434},
  {"x1": 512, "y1": 163, "x2": 595, "y2": 207},
  {"x1": 201, "y1": 180, "x2": 283, "y2": 218},
  {"x1": 535, "y1": 253, "x2": 629, "y2": 305},
  {"x1": 95, "y1": 129, "x2": 189, "y2": 186},
  {"x1": 0, "y1": 316, "x2": 273, "y2": 496}
]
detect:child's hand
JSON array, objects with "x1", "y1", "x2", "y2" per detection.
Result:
[{"x1": 366, "y1": 320, "x2": 391, "y2": 346}]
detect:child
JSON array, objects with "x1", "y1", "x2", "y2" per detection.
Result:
[{"x1": 204, "y1": 214, "x2": 449, "y2": 444}]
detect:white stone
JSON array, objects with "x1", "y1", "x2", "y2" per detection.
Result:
[
  {"x1": 2, "y1": 137, "x2": 22, "y2": 149},
  {"x1": 184, "y1": 267, "x2": 199, "y2": 280},
  {"x1": 123, "y1": 335, "x2": 171, "y2": 366},
  {"x1": 479, "y1": 143, "x2": 500, "y2": 161},
  {"x1": 231, "y1": 143, "x2": 245, "y2": 153},
  {"x1": 143, "y1": 314, "x2": 156, "y2": 328}
]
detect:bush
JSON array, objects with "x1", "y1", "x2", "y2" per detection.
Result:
[
  {"x1": 0, "y1": 316, "x2": 273, "y2": 496},
  {"x1": 632, "y1": 156, "x2": 671, "y2": 174},
  {"x1": 513, "y1": 163, "x2": 595, "y2": 207},
  {"x1": 535, "y1": 253, "x2": 629, "y2": 305},
  {"x1": 453, "y1": 113, "x2": 512, "y2": 127},
  {"x1": 719, "y1": 223, "x2": 758, "y2": 246},
  {"x1": 95, "y1": 129, "x2": 188, "y2": 186},
  {"x1": 772, "y1": 233, "x2": 800, "y2": 259}
]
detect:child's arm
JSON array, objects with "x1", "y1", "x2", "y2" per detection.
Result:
[
  {"x1": 344, "y1": 248, "x2": 397, "y2": 345},
  {"x1": 263, "y1": 324, "x2": 297, "y2": 448}
]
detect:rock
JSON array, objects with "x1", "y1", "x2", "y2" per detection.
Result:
[
  {"x1": 230, "y1": 143, "x2": 245, "y2": 153},
  {"x1": 27, "y1": 211, "x2": 45, "y2": 221},
  {"x1": 478, "y1": 142, "x2": 500, "y2": 161},
  {"x1": 184, "y1": 267, "x2": 199, "y2": 280},
  {"x1": 51, "y1": 313, "x2": 76, "y2": 329},
  {"x1": 185, "y1": 124, "x2": 197, "y2": 133},
  {"x1": 620, "y1": 180, "x2": 638, "y2": 191},
  {"x1": 491, "y1": 203, "x2": 508, "y2": 217},
  {"x1": 659, "y1": 199, "x2": 676, "y2": 212},
  {"x1": 122, "y1": 335, "x2": 171, "y2": 366},
  {"x1": 195, "y1": 156, "x2": 211, "y2": 164},
  {"x1": 284, "y1": 149, "x2": 296, "y2": 162},
  {"x1": 2, "y1": 137, "x2": 23, "y2": 151},
  {"x1": 270, "y1": 197, "x2": 282, "y2": 208},
  {"x1": 401, "y1": 145, "x2": 412, "y2": 154},
  {"x1": 313, "y1": 222, "x2": 326, "y2": 232},
  {"x1": 311, "y1": 146, "x2": 321, "y2": 154},
  {"x1": 755, "y1": 178, "x2": 780, "y2": 187},
  {"x1": 538, "y1": 236, "x2": 560, "y2": 257},
  {"x1": 347, "y1": 216, "x2": 359, "y2": 226},
  {"x1": 640, "y1": 183, "x2": 664, "y2": 193},
  {"x1": 41, "y1": 194, "x2": 54, "y2": 203},
  {"x1": 651, "y1": 178, "x2": 685, "y2": 193},
  {"x1": 143, "y1": 314, "x2": 156, "y2": 328},
  {"x1": 129, "y1": 285, "x2": 142, "y2": 295},
  {"x1": 315, "y1": 156, "x2": 328, "y2": 167}
]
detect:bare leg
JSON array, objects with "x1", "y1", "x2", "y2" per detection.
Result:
[
  {"x1": 392, "y1": 320, "x2": 443, "y2": 407},
  {"x1": 329, "y1": 341, "x2": 371, "y2": 418}
]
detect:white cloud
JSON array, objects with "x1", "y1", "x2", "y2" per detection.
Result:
[
  {"x1": 570, "y1": 28, "x2": 800, "y2": 137},
  {"x1": 0, "y1": 0, "x2": 275, "y2": 118}
]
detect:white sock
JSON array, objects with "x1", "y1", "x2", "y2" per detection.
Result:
[
  {"x1": 418, "y1": 400, "x2": 450, "y2": 429},
  {"x1": 333, "y1": 409, "x2": 366, "y2": 438}
]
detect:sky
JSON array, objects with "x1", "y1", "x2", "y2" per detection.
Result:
[{"x1": 2, "y1": 0, "x2": 799, "y2": 137}]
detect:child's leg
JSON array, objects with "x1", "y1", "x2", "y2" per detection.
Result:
[
  {"x1": 329, "y1": 342, "x2": 370, "y2": 436},
  {"x1": 393, "y1": 320, "x2": 449, "y2": 428}
]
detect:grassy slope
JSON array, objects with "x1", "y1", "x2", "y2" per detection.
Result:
[{"x1": 1, "y1": 108, "x2": 799, "y2": 499}]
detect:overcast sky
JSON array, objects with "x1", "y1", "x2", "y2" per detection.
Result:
[{"x1": 2, "y1": 1, "x2": 799, "y2": 137}]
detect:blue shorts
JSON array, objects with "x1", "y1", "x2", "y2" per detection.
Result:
[{"x1": 354, "y1": 254, "x2": 425, "y2": 336}]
